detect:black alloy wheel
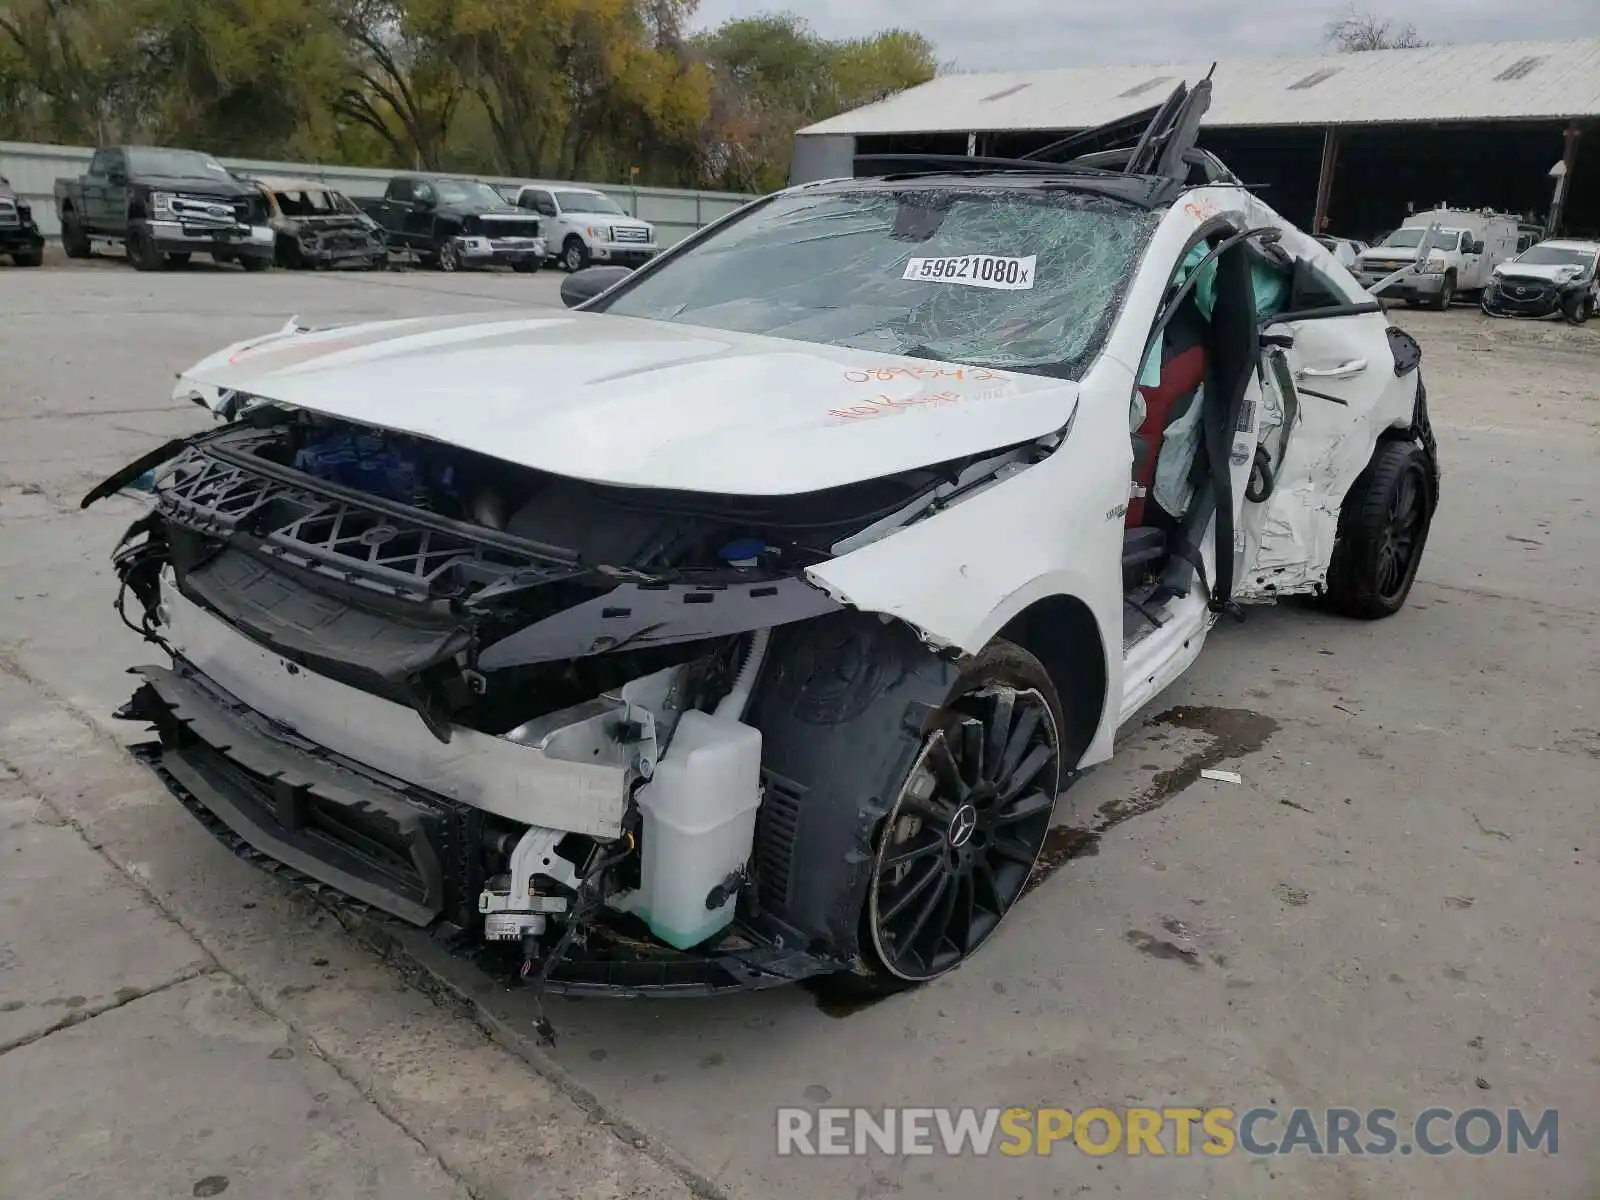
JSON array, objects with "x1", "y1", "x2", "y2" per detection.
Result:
[
  {"x1": 867, "y1": 667, "x2": 1062, "y2": 983},
  {"x1": 1375, "y1": 459, "x2": 1426, "y2": 602},
  {"x1": 1325, "y1": 440, "x2": 1433, "y2": 619}
]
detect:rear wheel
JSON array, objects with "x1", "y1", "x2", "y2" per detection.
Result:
[
  {"x1": 60, "y1": 211, "x2": 90, "y2": 259},
  {"x1": 1324, "y1": 441, "x2": 1433, "y2": 619},
  {"x1": 861, "y1": 641, "x2": 1064, "y2": 986}
]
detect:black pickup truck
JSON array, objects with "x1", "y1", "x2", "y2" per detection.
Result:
[
  {"x1": 0, "y1": 175, "x2": 45, "y2": 266},
  {"x1": 53, "y1": 146, "x2": 274, "y2": 271},
  {"x1": 356, "y1": 175, "x2": 545, "y2": 271}
]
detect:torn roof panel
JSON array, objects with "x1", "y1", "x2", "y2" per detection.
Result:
[{"x1": 799, "y1": 38, "x2": 1600, "y2": 136}]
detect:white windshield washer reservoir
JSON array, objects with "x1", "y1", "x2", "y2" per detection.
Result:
[{"x1": 625, "y1": 710, "x2": 764, "y2": 950}]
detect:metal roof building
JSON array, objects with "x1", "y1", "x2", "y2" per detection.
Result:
[{"x1": 792, "y1": 39, "x2": 1600, "y2": 237}]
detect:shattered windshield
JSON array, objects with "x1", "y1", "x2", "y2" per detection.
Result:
[{"x1": 598, "y1": 186, "x2": 1159, "y2": 380}]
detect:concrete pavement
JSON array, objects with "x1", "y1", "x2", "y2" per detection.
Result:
[
  {"x1": 0, "y1": 261, "x2": 1595, "y2": 1199},
  {"x1": 0, "y1": 776, "x2": 465, "y2": 1200},
  {"x1": 0, "y1": 264, "x2": 707, "y2": 1200}
]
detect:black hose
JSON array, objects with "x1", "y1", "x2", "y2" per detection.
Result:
[{"x1": 1246, "y1": 446, "x2": 1275, "y2": 503}]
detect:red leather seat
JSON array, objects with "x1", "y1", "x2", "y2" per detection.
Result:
[{"x1": 1127, "y1": 303, "x2": 1207, "y2": 528}]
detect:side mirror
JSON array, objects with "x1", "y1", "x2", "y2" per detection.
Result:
[{"x1": 560, "y1": 265, "x2": 632, "y2": 308}]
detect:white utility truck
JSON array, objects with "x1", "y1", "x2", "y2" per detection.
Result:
[{"x1": 1355, "y1": 207, "x2": 1520, "y2": 309}]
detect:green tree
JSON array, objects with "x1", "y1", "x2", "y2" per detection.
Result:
[
  {"x1": 137, "y1": 0, "x2": 350, "y2": 159},
  {"x1": 694, "y1": 13, "x2": 934, "y2": 191},
  {"x1": 549, "y1": 0, "x2": 709, "y2": 183},
  {"x1": 830, "y1": 29, "x2": 937, "y2": 110},
  {"x1": 331, "y1": 0, "x2": 467, "y2": 168},
  {"x1": 0, "y1": 0, "x2": 930, "y2": 190},
  {"x1": 0, "y1": 0, "x2": 150, "y2": 143}
]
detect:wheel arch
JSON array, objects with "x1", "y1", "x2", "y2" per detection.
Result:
[
  {"x1": 995, "y1": 593, "x2": 1107, "y2": 768},
  {"x1": 1374, "y1": 371, "x2": 1440, "y2": 509}
]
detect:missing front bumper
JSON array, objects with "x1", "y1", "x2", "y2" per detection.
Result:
[
  {"x1": 119, "y1": 659, "x2": 842, "y2": 996},
  {"x1": 125, "y1": 664, "x2": 464, "y2": 926}
]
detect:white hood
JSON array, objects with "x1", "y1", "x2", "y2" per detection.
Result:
[
  {"x1": 574, "y1": 211, "x2": 648, "y2": 228},
  {"x1": 176, "y1": 312, "x2": 1078, "y2": 496},
  {"x1": 1362, "y1": 246, "x2": 1418, "y2": 262},
  {"x1": 1493, "y1": 261, "x2": 1587, "y2": 283}
]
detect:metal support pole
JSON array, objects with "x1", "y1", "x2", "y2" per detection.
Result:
[
  {"x1": 1313, "y1": 124, "x2": 1340, "y2": 233},
  {"x1": 1550, "y1": 121, "x2": 1580, "y2": 237}
]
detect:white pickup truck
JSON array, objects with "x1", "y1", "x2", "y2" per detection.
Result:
[{"x1": 509, "y1": 185, "x2": 658, "y2": 272}]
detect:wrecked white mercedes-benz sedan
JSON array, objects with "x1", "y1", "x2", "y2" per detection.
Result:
[{"x1": 87, "y1": 81, "x2": 1439, "y2": 997}]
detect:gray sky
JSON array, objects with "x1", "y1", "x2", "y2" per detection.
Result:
[{"x1": 686, "y1": 1, "x2": 1599, "y2": 70}]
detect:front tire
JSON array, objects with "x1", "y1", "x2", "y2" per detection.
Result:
[
  {"x1": 512, "y1": 258, "x2": 540, "y2": 273},
  {"x1": 436, "y1": 238, "x2": 461, "y2": 272},
  {"x1": 562, "y1": 236, "x2": 588, "y2": 273},
  {"x1": 1324, "y1": 440, "x2": 1433, "y2": 619},
  {"x1": 861, "y1": 641, "x2": 1064, "y2": 986},
  {"x1": 239, "y1": 254, "x2": 270, "y2": 273},
  {"x1": 1432, "y1": 272, "x2": 1456, "y2": 311},
  {"x1": 128, "y1": 228, "x2": 166, "y2": 271},
  {"x1": 12, "y1": 245, "x2": 43, "y2": 267}
]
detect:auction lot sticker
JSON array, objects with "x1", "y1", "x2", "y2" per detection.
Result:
[{"x1": 902, "y1": 254, "x2": 1037, "y2": 290}]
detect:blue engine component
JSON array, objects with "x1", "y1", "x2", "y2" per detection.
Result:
[
  {"x1": 293, "y1": 431, "x2": 458, "y2": 508},
  {"x1": 718, "y1": 537, "x2": 771, "y2": 567}
]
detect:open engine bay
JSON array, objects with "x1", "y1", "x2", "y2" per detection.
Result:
[{"x1": 94, "y1": 401, "x2": 1046, "y2": 998}]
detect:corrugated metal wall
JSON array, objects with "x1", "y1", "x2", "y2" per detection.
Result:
[{"x1": 0, "y1": 141, "x2": 755, "y2": 241}]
